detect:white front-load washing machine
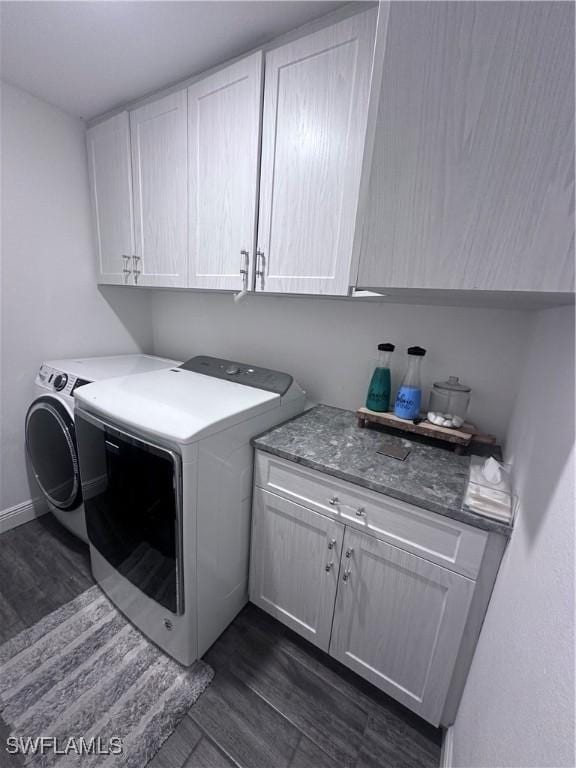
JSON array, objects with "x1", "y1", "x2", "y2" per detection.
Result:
[
  {"x1": 74, "y1": 355, "x2": 306, "y2": 665},
  {"x1": 25, "y1": 354, "x2": 177, "y2": 543}
]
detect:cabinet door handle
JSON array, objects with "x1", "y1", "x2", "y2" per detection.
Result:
[
  {"x1": 343, "y1": 547, "x2": 353, "y2": 580},
  {"x1": 240, "y1": 249, "x2": 249, "y2": 291},
  {"x1": 255, "y1": 249, "x2": 265, "y2": 290},
  {"x1": 122, "y1": 255, "x2": 132, "y2": 284},
  {"x1": 326, "y1": 536, "x2": 338, "y2": 571},
  {"x1": 328, "y1": 496, "x2": 366, "y2": 518},
  {"x1": 132, "y1": 255, "x2": 141, "y2": 285}
]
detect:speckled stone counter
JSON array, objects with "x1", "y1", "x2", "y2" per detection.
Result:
[{"x1": 253, "y1": 404, "x2": 512, "y2": 536}]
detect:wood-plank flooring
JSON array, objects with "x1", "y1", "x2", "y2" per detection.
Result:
[{"x1": 0, "y1": 515, "x2": 442, "y2": 768}]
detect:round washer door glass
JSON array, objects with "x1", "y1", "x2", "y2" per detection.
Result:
[{"x1": 25, "y1": 398, "x2": 81, "y2": 511}]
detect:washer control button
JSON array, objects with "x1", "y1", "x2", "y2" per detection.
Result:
[
  {"x1": 225, "y1": 366, "x2": 239, "y2": 375},
  {"x1": 53, "y1": 374, "x2": 68, "y2": 391}
]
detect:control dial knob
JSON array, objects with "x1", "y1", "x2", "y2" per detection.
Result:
[{"x1": 53, "y1": 373, "x2": 68, "y2": 391}]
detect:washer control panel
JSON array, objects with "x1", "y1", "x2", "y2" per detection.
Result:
[
  {"x1": 179, "y1": 356, "x2": 293, "y2": 395},
  {"x1": 36, "y1": 365, "x2": 90, "y2": 397}
]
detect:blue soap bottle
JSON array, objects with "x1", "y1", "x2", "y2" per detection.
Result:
[
  {"x1": 366, "y1": 343, "x2": 395, "y2": 412},
  {"x1": 394, "y1": 346, "x2": 426, "y2": 420}
]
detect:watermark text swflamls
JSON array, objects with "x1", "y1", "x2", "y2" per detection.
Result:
[{"x1": 5, "y1": 736, "x2": 123, "y2": 756}]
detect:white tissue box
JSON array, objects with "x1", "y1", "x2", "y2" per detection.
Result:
[{"x1": 464, "y1": 456, "x2": 517, "y2": 524}]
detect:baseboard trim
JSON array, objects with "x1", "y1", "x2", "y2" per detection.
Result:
[
  {"x1": 0, "y1": 497, "x2": 49, "y2": 535},
  {"x1": 440, "y1": 726, "x2": 454, "y2": 768}
]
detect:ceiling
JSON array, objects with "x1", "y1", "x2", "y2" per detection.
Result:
[{"x1": 0, "y1": 1, "x2": 344, "y2": 120}]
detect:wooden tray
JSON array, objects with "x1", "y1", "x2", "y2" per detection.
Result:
[{"x1": 357, "y1": 407, "x2": 474, "y2": 449}]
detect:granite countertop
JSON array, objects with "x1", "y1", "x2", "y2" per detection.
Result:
[{"x1": 253, "y1": 405, "x2": 513, "y2": 536}]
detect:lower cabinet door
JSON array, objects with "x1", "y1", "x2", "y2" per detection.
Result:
[
  {"x1": 330, "y1": 528, "x2": 475, "y2": 725},
  {"x1": 250, "y1": 489, "x2": 344, "y2": 651}
]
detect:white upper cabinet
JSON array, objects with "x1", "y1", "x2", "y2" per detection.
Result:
[
  {"x1": 188, "y1": 53, "x2": 263, "y2": 291},
  {"x1": 256, "y1": 10, "x2": 378, "y2": 296},
  {"x1": 358, "y1": 1, "x2": 575, "y2": 293},
  {"x1": 86, "y1": 112, "x2": 135, "y2": 285},
  {"x1": 130, "y1": 90, "x2": 188, "y2": 287},
  {"x1": 86, "y1": 5, "x2": 571, "y2": 298}
]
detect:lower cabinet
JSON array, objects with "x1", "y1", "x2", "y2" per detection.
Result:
[
  {"x1": 249, "y1": 472, "x2": 486, "y2": 727},
  {"x1": 250, "y1": 489, "x2": 344, "y2": 651},
  {"x1": 329, "y1": 528, "x2": 474, "y2": 725}
]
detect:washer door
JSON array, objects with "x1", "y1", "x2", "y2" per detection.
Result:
[{"x1": 25, "y1": 397, "x2": 82, "y2": 511}]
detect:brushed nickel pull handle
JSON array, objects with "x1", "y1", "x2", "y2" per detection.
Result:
[
  {"x1": 122, "y1": 255, "x2": 132, "y2": 284},
  {"x1": 255, "y1": 249, "x2": 265, "y2": 290},
  {"x1": 329, "y1": 497, "x2": 366, "y2": 517},
  {"x1": 132, "y1": 255, "x2": 141, "y2": 285},
  {"x1": 343, "y1": 547, "x2": 353, "y2": 581},
  {"x1": 240, "y1": 249, "x2": 249, "y2": 291},
  {"x1": 326, "y1": 536, "x2": 338, "y2": 570}
]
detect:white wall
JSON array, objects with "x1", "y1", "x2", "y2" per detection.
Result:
[
  {"x1": 149, "y1": 291, "x2": 532, "y2": 442},
  {"x1": 452, "y1": 305, "x2": 575, "y2": 768},
  {"x1": 0, "y1": 82, "x2": 152, "y2": 513}
]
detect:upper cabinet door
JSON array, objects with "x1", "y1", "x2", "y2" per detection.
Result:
[
  {"x1": 359, "y1": 2, "x2": 575, "y2": 293},
  {"x1": 257, "y1": 10, "x2": 377, "y2": 296},
  {"x1": 86, "y1": 113, "x2": 135, "y2": 285},
  {"x1": 130, "y1": 91, "x2": 188, "y2": 287},
  {"x1": 188, "y1": 53, "x2": 263, "y2": 291}
]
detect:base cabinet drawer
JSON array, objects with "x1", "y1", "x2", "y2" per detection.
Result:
[
  {"x1": 329, "y1": 528, "x2": 475, "y2": 726},
  {"x1": 250, "y1": 489, "x2": 344, "y2": 651},
  {"x1": 255, "y1": 452, "x2": 487, "y2": 578}
]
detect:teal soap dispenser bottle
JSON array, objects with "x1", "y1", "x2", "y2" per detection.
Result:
[{"x1": 366, "y1": 343, "x2": 395, "y2": 412}]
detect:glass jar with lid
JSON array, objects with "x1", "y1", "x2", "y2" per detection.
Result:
[{"x1": 428, "y1": 376, "x2": 471, "y2": 424}]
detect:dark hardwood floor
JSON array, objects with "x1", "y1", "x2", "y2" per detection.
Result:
[
  {"x1": 0, "y1": 515, "x2": 442, "y2": 768},
  {"x1": 0, "y1": 514, "x2": 93, "y2": 644}
]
